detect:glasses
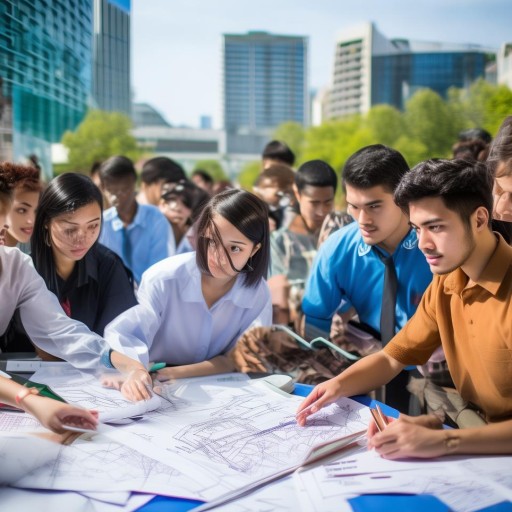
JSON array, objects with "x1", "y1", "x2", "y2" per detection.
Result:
[{"x1": 50, "y1": 221, "x2": 101, "y2": 247}]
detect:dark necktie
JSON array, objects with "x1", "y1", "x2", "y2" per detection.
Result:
[
  {"x1": 122, "y1": 227, "x2": 132, "y2": 270},
  {"x1": 379, "y1": 253, "x2": 398, "y2": 345}
]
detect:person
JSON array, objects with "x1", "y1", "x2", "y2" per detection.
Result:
[
  {"x1": 99, "y1": 155, "x2": 174, "y2": 284},
  {"x1": 297, "y1": 158, "x2": 512, "y2": 458},
  {"x1": 253, "y1": 164, "x2": 296, "y2": 231},
  {"x1": 191, "y1": 169, "x2": 215, "y2": 195},
  {"x1": 137, "y1": 156, "x2": 186, "y2": 206},
  {"x1": 269, "y1": 160, "x2": 337, "y2": 325},
  {"x1": 301, "y1": 145, "x2": 433, "y2": 412},
  {"x1": 0, "y1": 167, "x2": 151, "y2": 402},
  {"x1": 159, "y1": 180, "x2": 210, "y2": 254},
  {"x1": 1, "y1": 162, "x2": 41, "y2": 253},
  {"x1": 262, "y1": 140, "x2": 295, "y2": 169},
  {"x1": 104, "y1": 189, "x2": 272, "y2": 380},
  {"x1": 1, "y1": 172, "x2": 137, "y2": 355},
  {"x1": 0, "y1": 375, "x2": 98, "y2": 435}
]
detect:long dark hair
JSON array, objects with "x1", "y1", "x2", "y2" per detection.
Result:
[
  {"x1": 32, "y1": 173, "x2": 103, "y2": 294},
  {"x1": 195, "y1": 189, "x2": 270, "y2": 288}
]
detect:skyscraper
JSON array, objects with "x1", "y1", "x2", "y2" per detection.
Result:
[
  {"x1": 222, "y1": 31, "x2": 308, "y2": 155},
  {"x1": 92, "y1": 0, "x2": 131, "y2": 115},
  {"x1": 0, "y1": 0, "x2": 93, "y2": 177},
  {"x1": 327, "y1": 22, "x2": 492, "y2": 120}
]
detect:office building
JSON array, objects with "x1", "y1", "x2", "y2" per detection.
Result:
[
  {"x1": 222, "y1": 31, "x2": 308, "y2": 155},
  {"x1": 0, "y1": 0, "x2": 93, "y2": 178},
  {"x1": 92, "y1": 0, "x2": 131, "y2": 115},
  {"x1": 327, "y1": 22, "x2": 492, "y2": 119},
  {"x1": 497, "y1": 43, "x2": 512, "y2": 89}
]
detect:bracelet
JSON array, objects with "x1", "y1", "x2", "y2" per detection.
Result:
[
  {"x1": 444, "y1": 431, "x2": 460, "y2": 454},
  {"x1": 15, "y1": 387, "x2": 39, "y2": 408}
]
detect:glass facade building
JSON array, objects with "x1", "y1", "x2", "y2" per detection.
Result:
[
  {"x1": 92, "y1": 0, "x2": 131, "y2": 115},
  {"x1": 0, "y1": 0, "x2": 93, "y2": 178},
  {"x1": 223, "y1": 31, "x2": 308, "y2": 154}
]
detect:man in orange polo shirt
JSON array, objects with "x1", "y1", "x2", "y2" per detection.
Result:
[{"x1": 297, "y1": 158, "x2": 512, "y2": 459}]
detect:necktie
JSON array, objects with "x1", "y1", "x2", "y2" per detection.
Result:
[
  {"x1": 379, "y1": 253, "x2": 398, "y2": 345},
  {"x1": 122, "y1": 227, "x2": 133, "y2": 271}
]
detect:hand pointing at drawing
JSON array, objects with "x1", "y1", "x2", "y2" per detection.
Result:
[{"x1": 296, "y1": 377, "x2": 344, "y2": 426}]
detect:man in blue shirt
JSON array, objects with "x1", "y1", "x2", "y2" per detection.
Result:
[
  {"x1": 303, "y1": 145, "x2": 432, "y2": 412},
  {"x1": 99, "y1": 156, "x2": 174, "y2": 284}
]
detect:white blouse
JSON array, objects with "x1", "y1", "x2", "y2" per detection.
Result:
[
  {"x1": 104, "y1": 252, "x2": 272, "y2": 366},
  {"x1": 0, "y1": 247, "x2": 109, "y2": 369}
]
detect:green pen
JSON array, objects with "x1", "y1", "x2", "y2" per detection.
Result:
[
  {"x1": 9, "y1": 372, "x2": 67, "y2": 403},
  {"x1": 149, "y1": 362, "x2": 166, "y2": 373}
]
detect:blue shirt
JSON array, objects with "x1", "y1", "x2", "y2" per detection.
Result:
[
  {"x1": 100, "y1": 204, "x2": 175, "y2": 284},
  {"x1": 104, "y1": 252, "x2": 272, "y2": 366},
  {"x1": 302, "y1": 222, "x2": 432, "y2": 336}
]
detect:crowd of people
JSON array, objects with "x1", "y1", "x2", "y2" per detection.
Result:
[{"x1": 1, "y1": 116, "x2": 512, "y2": 458}]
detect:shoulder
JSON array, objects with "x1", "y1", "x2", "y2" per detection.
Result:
[
  {"x1": 91, "y1": 243, "x2": 126, "y2": 269},
  {"x1": 142, "y1": 252, "x2": 196, "y2": 284},
  {"x1": 320, "y1": 221, "x2": 362, "y2": 259},
  {"x1": 0, "y1": 246, "x2": 33, "y2": 272},
  {"x1": 236, "y1": 275, "x2": 271, "y2": 307},
  {"x1": 139, "y1": 204, "x2": 165, "y2": 221}
]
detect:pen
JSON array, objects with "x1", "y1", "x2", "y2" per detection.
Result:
[
  {"x1": 149, "y1": 362, "x2": 166, "y2": 373},
  {"x1": 375, "y1": 404, "x2": 388, "y2": 428},
  {"x1": 370, "y1": 405, "x2": 388, "y2": 432},
  {"x1": 8, "y1": 373, "x2": 67, "y2": 403}
]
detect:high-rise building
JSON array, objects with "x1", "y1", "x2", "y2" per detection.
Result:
[
  {"x1": 222, "y1": 31, "x2": 308, "y2": 155},
  {"x1": 92, "y1": 0, "x2": 131, "y2": 115},
  {"x1": 0, "y1": 0, "x2": 93, "y2": 178},
  {"x1": 327, "y1": 22, "x2": 493, "y2": 120},
  {"x1": 497, "y1": 43, "x2": 512, "y2": 90}
]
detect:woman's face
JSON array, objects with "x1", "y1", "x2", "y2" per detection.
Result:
[
  {"x1": 48, "y1": 202, "x2": 102, "y2": 262},
  {"x1": 159, "y1": 196, "x2": 192, "y2": 229},
  {"x1": 205, "y1": 213, "x2": 260, "y2": 279},
  {"x1": 494, "y1": 168, "x2": 512, "y2": 222},
  {"x1": 6, "y1": 188, "x2": 40, "y2": 244}
]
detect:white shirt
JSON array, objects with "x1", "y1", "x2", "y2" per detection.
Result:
[
  {"x1": 0, "y1": 247, "x2": 108, "y2": 369},
  {"x1": 104, "y1": 252, "x2": 272, "y2": 366}
]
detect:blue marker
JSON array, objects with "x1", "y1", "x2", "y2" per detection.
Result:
[{"x1": 149, "y1": 362, "x2": 166, "y2": 373}]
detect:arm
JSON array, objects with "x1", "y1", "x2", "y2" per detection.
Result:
[
  {"x1": 296, "y1": 350, "x2": 405, "y2": 425},
  {"x1": 0, "y1": 376, "x2": 98, "y2": 434},
  {"x1": 156, "y1": 355, "x2": 234, "y2": 381},
  {"x1": 369, "y1": 414, "x2": 512, "y2": 459}
]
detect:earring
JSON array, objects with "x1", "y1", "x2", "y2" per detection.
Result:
[{"x1": 44, "y1": 229, "x2": 51, "y2": 247}]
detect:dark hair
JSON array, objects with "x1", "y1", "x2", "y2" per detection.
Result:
[
  {"x1": 90, "y1": 161, "x2": 102, "y2": 177},
  {"x1": 0, "y1": 164, "x2": 16, "y2": 210},
  {"x1": 394, "y1": 159, "x2": 493, "y2": 228},
  {"x1": 487, "y1": 116, "x2": 512, "y2": 178},
  {"x1": 0, "y1": 162, "x2": 41, "y2": 193},
  {"x1": 458, "y1": 127, "x2": 492, "y2": 144},
  {"x1": 452, "y1": 139, "x2": 489, "y2": 162},
  {"x1": 295, "y1": 159, "x2": 337, "y2": 193},
  {"x1": 192, "y1": 169, "x2": 214, "y2": 185},
  {"x1": 254, "y1": 164, "x2": 295, "y2": 189},
  {"x1": 32, "y1": 173, "x2": 104, "y2": 294},
  {"x1": 342, "y1": 144, "x2": 409, "y2": 193},
  {"x1": 195, "y1": 189, "x2": 270, "y2": 287},
  {"x1": 99, "y1": 155, "x2": 136, "y2": 183},
  {"x1": 142, "y1": 157, "x2": 186, "y2": 185},
  {"x1": 161, "y1": 180, "x2": 210, "y2": 225},
  {"x1": 262, "y1": 140, "x2": 295, "y2": 166}
]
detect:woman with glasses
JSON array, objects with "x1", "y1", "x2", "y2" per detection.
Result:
[
  {"x1": 1, "y1": 172, "x2": 137, "y2": 358},
  {"x1": 104, "y1": 189, "x2": 272, "y2": 382}
]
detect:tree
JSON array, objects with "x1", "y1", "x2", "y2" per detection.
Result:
[
  {"x1": 193, "y1": 160, "x2": 228, "y2": 181},
  {"x1": 237, "y1": 161, "x2": 261, "y2": 191},
  {"x1": 272, "y1": 121, "x2": 306, "y2": 164},
  {"x1": 365, "y1": 104, "x2": 405, "y2": 147},
  {"x1": 61, "y1": 110, "x2": 141, "y2": 172}
]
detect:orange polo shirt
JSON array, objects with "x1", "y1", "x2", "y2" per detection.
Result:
[{"x1": 384, "y1": 234, "x2": 512, "y2": 422}]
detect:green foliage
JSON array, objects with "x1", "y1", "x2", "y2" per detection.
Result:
[
  {"x1": 237, "y1": 161, "x2": 262, "y2": 191},
  {"x1": 61, "y1": 110, "x2": 141, "y2": 172},
  {"x1": 272, "y1": 121, "x2": 305, "y2": 163},
  {"x1": 365, "y1": 104, "x2": 405, "y2": 146},
  {"x1": 193, "y1": 160, "x2": 228, "y2": 181}
]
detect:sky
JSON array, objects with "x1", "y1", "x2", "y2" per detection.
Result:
[{"x1": 131, "y1": 0, "x2": 512, "y2": 128}]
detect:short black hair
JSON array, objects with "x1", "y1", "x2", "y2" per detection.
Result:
[
  {"x1": 458, "y1": 128, "x2": 492, "y2": 144},
  {"x1": 295, "y1": 160, "x2": 337, "y2": 193},
  {"x1": 99, "y1": 156, "x2": 136, "y2": 182},
  {"x1": 192, "y1": 169, "x2": 214, "y2": 185},
  {"x1": 394, "y1": 159, "x2": 493, "y2": 229},
  {"x1": 195, "y1": 189, "x2": 270, "y2": 288},
  {"x1": 342, "y1": 144, "x2": 409, "y2": 193},
  {"x1": 487, "y1": 116, "x2": 512, "y2": 178},
  {"x1": 254, "y1": 164, "x2": 295, "y2": 189},
  {"x1": 262, "y1": 140, "x2": 295, "y2": 166},
  {"x1": 142, "y1": 157, "x2": 186, "y2": 185}
]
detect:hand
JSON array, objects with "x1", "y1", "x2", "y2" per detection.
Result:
[
  {"x1": 23, "y1": 395, "x2": 98, "y2": 435},
  {"x1": 155, "y1": 367, "x2": 177, "y2": 382},
  {"x1": 368, "y1": 414, "x2": 445, "y2": 459},
  {"x1": 296, "y1": 377, "x2": 344, "y2": 426},
  {"x1": 120, "y1": 368, "x2": 153, "y2": 401}
]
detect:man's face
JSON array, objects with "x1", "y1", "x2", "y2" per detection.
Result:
[
  {"x1": 102, "y1": 176, "x2": 137, "y2": 215},
  {"x1": 409, "y1": 196, "x2": 476, "y2": 275},
  {"x1": 346, "y1": 184, "x2": 409, "y2": 253},
  {"x1": 254, "y1": 178, "x2": 292, "y2": 208},
  {"x1": 296, "y1": 185, "x2": 335, "y2": 232}
]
